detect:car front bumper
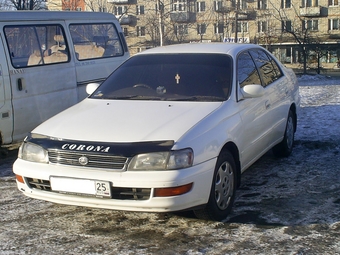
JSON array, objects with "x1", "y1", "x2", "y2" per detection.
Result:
[{"x1": 13, "y1": 158, "x2": 216, "y2": 212}]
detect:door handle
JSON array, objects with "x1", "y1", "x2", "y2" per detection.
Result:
[
  {"x1": 17, "y1": 78, "x2": 25, "y2": 91},
  {"x1": 265, "y1": 100, "x2": 271, "y2": 109}
]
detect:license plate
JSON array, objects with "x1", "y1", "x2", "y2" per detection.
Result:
[{"x1": 50, "y1": 176, "x2": 111, "y2": 198}]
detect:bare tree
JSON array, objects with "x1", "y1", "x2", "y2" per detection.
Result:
[
  {"x1": 0, "y1": 0, "x2": 14, "y2": 10},
  {"x1": 62, "y1": 0, "x2": 84, "y2": 11},
  {"x1": 270, "y1": 1, "x2": 320, "y2": 74},
  {"x1": 85, "y1": 0, "x2": 112, "y2": 12},
  {"x1": 8, "y1": 0, "x2": 46, "y2": 10}
]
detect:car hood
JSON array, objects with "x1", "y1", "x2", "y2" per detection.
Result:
[{"x1": 33, "y1": 99, "x2": 223, "y2": 143}]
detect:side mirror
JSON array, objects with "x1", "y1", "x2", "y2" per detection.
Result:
[
  {"x1": 86, "y1": 83, "x2": 100, "y2": 95},
  {"x1": 241, "y1": 84, "x2": 264, "y2": 98}
]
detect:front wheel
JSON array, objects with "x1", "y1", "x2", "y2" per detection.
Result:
[
  {"x1": 194, "y1": 150, "x2": 237, "y2": 221},
  {"x1": 272, "y1": 110, "x2": 295, "y2": 157}
]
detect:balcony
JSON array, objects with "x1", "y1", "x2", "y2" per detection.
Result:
[
  {"x1": 215, "y1": 6, "x2": 232, "y2": 13},
  {"x1": 237, "y1": 10, "x2": 256, "y2": 20},
  {"x1": 117, "y1": 15, "x2": 132, "y2": 25},
  {"x1": 170, "y1": 12, "x2": 195, "y2": 23},
  {"x1": 107, "y1": 0, "x2": 129, "y2": 3},
  {"x1": 299, "y1": 6, "x2": 321, "y2": 16}
]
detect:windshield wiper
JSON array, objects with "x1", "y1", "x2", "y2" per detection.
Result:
[
  {"x1": 107, "y1": 95, "x2": 164, "y2": 100},
  {"x1": 169, "y1": 96, "x2": 225, "y2": 101}
]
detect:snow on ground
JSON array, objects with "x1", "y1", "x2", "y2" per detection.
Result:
[{"x1": 0, "y1": 74, "x2": 340, "y2": 254}]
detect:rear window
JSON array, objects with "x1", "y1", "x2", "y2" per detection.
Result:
[{"x1": 91, "y1": 53, "x2": 233, "y2": 102}]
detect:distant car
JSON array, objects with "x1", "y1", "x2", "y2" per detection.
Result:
[{"x1": 13, "y1": 43, "x2": 300, "y2": 221}]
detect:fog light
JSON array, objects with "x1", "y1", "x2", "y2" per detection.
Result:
[
  {"x1": 154, "y1": 183, "x2": 193, "y2": 197},
  {"x1": 16, "y1": 174, "x2": 25, "y2": 184}
]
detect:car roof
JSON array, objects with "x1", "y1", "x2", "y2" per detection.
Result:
[
  {"x1": 137, "y1": 43, "x2": 264, "y2": 58},
  {"x1": 0, "y1": 11, "x2": 117, "y2": 22}
]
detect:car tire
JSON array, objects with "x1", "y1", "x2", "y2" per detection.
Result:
[
  {"x1": 272, "y1": 110, "x2": 295, "y2": 157},
  {"x1": 194, "y1": 150, "x2": 236, "y2": 221}
]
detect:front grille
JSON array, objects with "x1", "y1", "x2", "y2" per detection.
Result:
[
  {"x1": 48, "y1": 150, "x2": 129, "y2": 170},
  {"x1": 26, "y1": 178, "x2": 151, "y2": 201},
  {"x1": 27, "y1": 178, "x2": 52, "y2": 191},
  {"x1": 111, "y1": 187, "x2": 151, "y2": 200}
]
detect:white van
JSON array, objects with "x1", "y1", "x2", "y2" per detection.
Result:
[{"x1": 0, "y1": 11, "x2": 129, "y2": 145}]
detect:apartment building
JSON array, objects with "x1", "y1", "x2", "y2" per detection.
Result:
[{"x1": 49, "y1": 0, "x2": 340, "y2": 66}]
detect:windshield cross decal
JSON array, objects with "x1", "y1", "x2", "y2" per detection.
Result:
[{"x1": 175, "y1": 73, "x2": 181, "y2": 84}]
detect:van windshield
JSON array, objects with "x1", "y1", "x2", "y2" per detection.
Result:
[{"x1": 91, "y1": 53, "x2": 233, "y2": 102}]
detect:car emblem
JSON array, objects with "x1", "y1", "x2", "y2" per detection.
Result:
[{"x1": 79, "y1": 156, "x2": 89, "y2": 166}]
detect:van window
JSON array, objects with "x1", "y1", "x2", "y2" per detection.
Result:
[
  {"x1": 4, "y1": 25, "x2": 69, "y2": 68},
  {"x1": 69, "y1": 23, "x2": 124, "y2": 61}
]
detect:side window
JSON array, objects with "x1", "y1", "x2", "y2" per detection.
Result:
[
  {"x1": 237, "y1": 51, "x2": 261, "y2": 88},
  {"x1": 250, "y1": 49, "x2": 283, "y2": 86},
  {"x1": 269, "y1": 55, "x2": 283, "y2": 79},
  {"x1": 4, "y1": 25, "x2": 69, "y2": 68},
  {"x1": 69, "y1": 23, "x2": 124, "y2": 61}
]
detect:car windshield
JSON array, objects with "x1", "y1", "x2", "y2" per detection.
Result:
[{"x1": 91, "y1": 53, "x2": 233, "y2": 102}]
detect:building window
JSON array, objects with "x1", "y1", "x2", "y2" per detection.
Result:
[
  {"x1": 155, "y1": 2, "x2": 164, "y2": 13},
  {"x1": 171, "y1": 0, "x2": 187, "y2": 12},
  {"x1": 329, "y1": 0, "x2": 338, "y2": 5},
  {"x1": 137, "y1": 26, "x2": 146, "y2": 37},
  {"x1": 174, "y1": 24, "x2": 188, "y2": 35},
  {"x1": 302, "y1": 0, "x2": 318, "y2": 7},
  {"x1": 282, "y1": 20, "x2": 292, "y2": 32},
  {"x1": 239, "y1": 0, "x2": 247, "y2": 9},
  {"x1": 258, "y1": 0, "x2": 267, "y2": 9},
  {"x1": 329, "y1": 19, "x2": 340, "y2": 30},
  {"x1": 76, "y1": 7, "x2": 82, "y2": 11},
  {"x1": 233, "y1": 21, "x2": 248, "y2": 33},
  {"x1": 214, "y1": 1, "x2": 223, "y2": 11},
  {"x1": 281, "y1": 0, "x2": 291, "y2": 8},
  {"x1": 114, "y1": 6, "x2": 127, "y2": 16},
  {"x1": 196, "y1": 1, "x2": 206, "y2": 12},
  {"x1": 258, "y1": 21, "x2": 268, "y2": 32},
  {"x1": 303, "y1": 20, "x2": 318, "y2": 31},
  {"x1": 239, "y1": 21, "x2": 248, "y2": 32},
  {"x1": 214, "y1": 23, "x2": 224, "y2": 34},
  {"x1": 123, "y1": 27, "x2": 129, "y2": 37},
  {"x1": 197, "y1": 24, "x2": 207, "y2": 34},
  {"x1": 98, "y1": 7, "x2": 106, "y2": 12},
  {"x1": 136, "y1": 5, "x2": 145, "y2": 15}
]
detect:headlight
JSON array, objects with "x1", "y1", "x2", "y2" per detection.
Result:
[
  {"x1": 128, "y1": 148, "x2": 193, "y2": 171},
  {"x1": 167, "y1": 148, "x2": 193, "y2": 170},
  {"x1": 18, "y1": 142, "x2": 48, "y2": 163}
]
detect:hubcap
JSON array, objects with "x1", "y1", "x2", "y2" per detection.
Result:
[{"x1": 215, "y1": 161, "x2": 234, "y2": 210}]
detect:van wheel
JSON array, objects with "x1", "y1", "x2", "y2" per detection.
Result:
[
  {"x1": 194, "y1": 150, "x2": 236, "y2": 221},
  {"x1": 273, "y1": 110, "x2": 295, "y2": 157}
]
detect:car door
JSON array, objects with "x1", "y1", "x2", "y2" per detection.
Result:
[
  {"x1": 249, "y1": 49, "x2": 288, "y2": 147},
  {"x1": 3, "y1": 22, "x2": 78, "y2": 143},
  {"x1": 0, "y1": 34, "x2": 14, "y2": 144},
  {"x1": 236, "y1": 50, "x2": 272, "y2": 170}
]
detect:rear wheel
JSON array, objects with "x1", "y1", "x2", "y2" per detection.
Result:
[
  {"x1": 194, "y1": 150, "x2": 236, "y2": 221},
  {"x1": 273, "y1": 110, "x2": 295, "y2": 157}
]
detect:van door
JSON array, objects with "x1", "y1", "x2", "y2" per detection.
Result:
[
  {"x1": 0, "y1": 34, "x2": 14, "y2": 144},
  {"x1": 67, "y1": 21, "x2": 129, "y2": 100},
  {"x1": 3, "y1": 22, "x2": 77, "y2": 142}
]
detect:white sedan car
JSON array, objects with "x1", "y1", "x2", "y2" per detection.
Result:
[{"x1": 13, "y1": 43, "x2": 300, "y2": 221}]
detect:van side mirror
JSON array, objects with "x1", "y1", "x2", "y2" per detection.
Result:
[
  {"x1": 240, "y1": 84, "x2": 264, "y2": 98},
  {"x1": 86, "y1": 83, "x2": 100, "y2": 95}
]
